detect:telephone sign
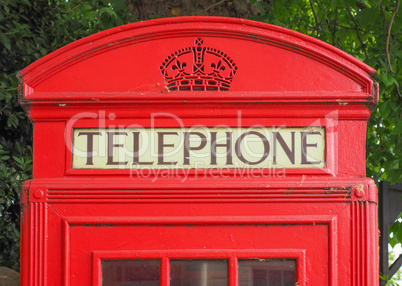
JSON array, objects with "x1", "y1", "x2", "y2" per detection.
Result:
[{"x1": 72, "y1": 127, "x2": 326, "y2": 169}]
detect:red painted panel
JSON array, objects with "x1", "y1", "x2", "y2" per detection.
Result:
[
  {"x1": 21, "y1": 178, "x2": 378, "y2": 285},
  {"x1": 32, "y1": 36, "x2": 363, "y2": 93},
  {"x1": 19, "y1": 17, "x2": 378, "y2": 286},
  {"x1": 32, "y1": 121, "x2": 66, "y2": 178},
  {"x1": 19, "y1": 17, "x2": 377, "y2": 104},
  {"x1": 71, "y1": 224, "x2": 328, "y2": 286},
  {"x1": 29, "y1": 105, "x2": 369, "y2": 178}
]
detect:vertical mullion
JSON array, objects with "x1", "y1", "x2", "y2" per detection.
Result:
[
  {"x1": 161, "y1": 257, "x2": 170, "y2": 286},
  {"x1": 229, "y1": 256, "x2": 238, "y2": 286}
]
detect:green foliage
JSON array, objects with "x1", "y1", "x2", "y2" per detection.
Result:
[
  {"x1": 390, "y1": 215, "x2": 402, "y2": 248},
  {"x1": 0, "y1": 0, "x2": 135, "y2": 271}
]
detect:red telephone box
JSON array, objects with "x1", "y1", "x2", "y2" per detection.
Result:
[{"x1": 19, "y1": 17, "x2": 379, "y2": 285}]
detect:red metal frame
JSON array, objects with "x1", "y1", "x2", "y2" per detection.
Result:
[
  {"x1": 19, "y1": 17, "x2": 378, "y2": 286},
  {"x1": 21, "y1": 178, "x2": 378, "y2": 285},
  {"x1": 64, "y1": 114, "x2": 338, "y2": 176},
  {"x1": 92, "y1": 250, "x2": 307, "y2": 285},
  {"x1": 26, "y1": 102, "x2": 371, "y2": 179}
]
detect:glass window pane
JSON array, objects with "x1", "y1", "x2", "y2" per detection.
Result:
[
  {"x1": 170, "y1": 260, "x2": 228, "y2": 286},
  {"x1": 102, "y1": 260, "x2": 160, "y2": 286},
  {"x1": 238, "y1": 259, "x2": 296, "y2": 286}
]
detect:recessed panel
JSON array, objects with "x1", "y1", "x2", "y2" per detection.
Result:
[
  {"x1": 68, "y1": 223, "x2": 329, "y2": 285},
  {"x1": 171, "y1": 260, "x2": 228, "y2": 286},
  {"x1": 102, "y1": 260, "x2": 160, "y2": 286},
  {"x1": 239, "y1": 259, "x2": 296, "y2": 286}
]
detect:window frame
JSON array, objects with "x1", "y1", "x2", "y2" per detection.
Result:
[{"x1": 93, "y1": 249, "x2": 305, "y2": 286}]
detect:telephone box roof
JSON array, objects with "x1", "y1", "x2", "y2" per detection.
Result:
[{"x1": 19, "y1": 16, "x2": 378, "y2": 106}]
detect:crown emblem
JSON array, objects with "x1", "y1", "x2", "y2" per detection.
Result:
[{"x1": 160, "y1": 38, "x2": 237, "y2": 91}]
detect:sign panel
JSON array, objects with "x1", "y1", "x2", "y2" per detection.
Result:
[{"x1": 72, "y1": 127, "x2": 325, "y2": 169}]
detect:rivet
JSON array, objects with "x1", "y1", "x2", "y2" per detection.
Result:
[
  {"x1": 353, "y1": 184, "x2": 365, "y2": 198},
  {"x1": 33, "y1": 189, "x2": 44, "y2": 199}
]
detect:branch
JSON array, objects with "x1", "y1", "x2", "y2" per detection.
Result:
[
  {"x1": 337, "y1": 37, "x2": 344, "y2": 50},
  {"x1": 346, "y1": 4, "x2": 369, "y2": 60},
  {"x1": 396, "y1": 84, "x2": 402, "y2": 100},
  {"x1": 377, "y1": 116, "x2": 385, "y2": 149},
  {"x1": 386, "y1": 0, "x2": 400, "y2": 74},
  {"x1": 57, "y1": 1, "x2": 82, "y2": 14},
  {"x1": 356, "y1": 1, "x2": 367, "y2": 10},
  {"x1": 192, "y1": 0, "x2": 226, "y2": 16},
  {"x1": 309, "y1": 0, "x2": 320, "y2": 37},
  {"x1": 311, "y1": 10, "x2": 327, "y2": 36},
  {"x1": 337, "y1": 24, "x2": 366, "y2": 32},
  {"x1": 326, "y1": 7, "x2": 338, "y2": 46}
]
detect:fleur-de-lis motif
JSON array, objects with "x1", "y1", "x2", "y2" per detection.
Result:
[
  {"x1": 172, "y1": 60, "x2": 187, "y2": 71},
  {"x1": 160, "y1": 38, "x2": 237, "y2": 91},
  {"x1": 211, "y1": 60, "x2": 226, "y2": 72}
]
